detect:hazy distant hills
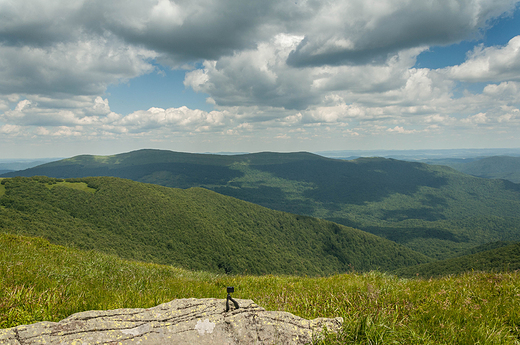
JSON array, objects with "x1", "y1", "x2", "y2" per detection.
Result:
[
  {"x1": 0, "y1": 176, "x2": 430, "y2": 275},
  {"x1": 423, "y1": 156, "x2": 520, "y2": 184},
  {"x1": 0, "y1": 158, "x2": 60, "y2": 173},
  {"x1": 0, "y1": 158, "x2": 62, "y2": 179},
  {"x1": 318, "y1": 148, "x2": 520, "y2": 161},
  {"x1": 3, "y1": 149, "x2": 520, "y2": 260}
]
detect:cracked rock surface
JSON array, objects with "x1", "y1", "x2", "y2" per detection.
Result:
[{"x1": 0, "y1": 298, "x2": 343, "y2": 344}]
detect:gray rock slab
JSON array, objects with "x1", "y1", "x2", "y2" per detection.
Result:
[{"x1": 0, "y1": 298, "x2": 343, "y2": 344}]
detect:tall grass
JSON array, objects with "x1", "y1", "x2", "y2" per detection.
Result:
[{"x1": 2, "y1": 232, "x2": 519, "y2": 344}]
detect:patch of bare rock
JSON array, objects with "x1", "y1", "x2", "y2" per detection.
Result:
[{"x1": 0, "y1": 298, "x2": 343, "y2": 344}]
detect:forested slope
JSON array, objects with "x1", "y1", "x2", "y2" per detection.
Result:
[
  {"x1": 0, "y1": 176, "x2": 430, "y2": 275},
  {"x1": 429, "y1": 156, "x2": 520, "y2": 184},
  {"x1": 394, "y1": 242, "x2": 520, "y2": 278}
]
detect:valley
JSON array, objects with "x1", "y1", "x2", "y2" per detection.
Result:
[{"x1": 5, "y1": 149, "x2": 520, "y2": 259}]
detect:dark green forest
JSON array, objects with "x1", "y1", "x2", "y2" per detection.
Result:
[
  {"x1": 0, "y1": 176, "x2": 430, "y2": 275},
  {"x1": 5, "y1": 149, "x2": 520, "y2": 260},
  {"x1": 393, "y1": 242, "x2": 520, "y2": 278},
  {"x1": 424, "y1": 156, "x2": 520, "y2": 184}
]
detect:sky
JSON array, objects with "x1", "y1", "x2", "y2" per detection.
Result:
[{"x1": 1, "y1": 0, "x2": 520, "y2": 159}]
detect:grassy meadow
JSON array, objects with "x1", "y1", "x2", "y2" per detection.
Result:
[
  {"x1": 0, "y1": 178, "x2": 5, "y2": 197},
  {"x1": 2, "y1": 233, "x2": 519, "y2": 344}
]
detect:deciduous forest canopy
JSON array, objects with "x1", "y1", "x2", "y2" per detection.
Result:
[
  {"x1": 0, "y1": 176, "x2": 430, "y2": 275},
  {"x1": 6, "y1": 149, "x2": 520, "y2": 260}
]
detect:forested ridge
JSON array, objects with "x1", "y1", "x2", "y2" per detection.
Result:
[
  {"x1": 0, "y1": 176, "x2": 430, "y2": 275},
  {"x1": 424, "y1": 155, "x2": 520, "y2": 183},
  {"x1": 4, "y1": 149, "x2": 520, "y2": 259}
]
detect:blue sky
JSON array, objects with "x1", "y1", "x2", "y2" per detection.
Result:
[
  {"x1": 416, "y1": 8, "x2": 520, "y2": 68},
  {"x1": 1, "y1": 0, "x2": 520, "y2": 158},
  {"x1": 105, "y1": 67, "x2": 213, "y2": 115}
]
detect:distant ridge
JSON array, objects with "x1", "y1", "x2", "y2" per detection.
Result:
[
  {"x1": 316, "y1": 148, "x2": 520, "y2": 161},
  {"x1": 1, "y1": 149, "x2": 326, "y2": 180}
]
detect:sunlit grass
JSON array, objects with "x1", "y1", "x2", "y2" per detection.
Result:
[
  {"x1": 2, "y1": 232, "x2": 520, "y2": 344},
  {"x1": 0, "y1": 179, "x2": 5, "y2": 197}
]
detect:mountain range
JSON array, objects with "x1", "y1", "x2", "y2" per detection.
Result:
[{"x1": 4, "y1": 149, "x2": 520, "y2": 260}]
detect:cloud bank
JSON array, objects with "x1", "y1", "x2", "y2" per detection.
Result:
[{"x1": 1, "y1": 0, "x2": 520, "y2": 154}]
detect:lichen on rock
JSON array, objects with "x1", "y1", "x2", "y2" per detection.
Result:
[{"x1": 0, "y1": 298, "x2": 343, "y2": 344}]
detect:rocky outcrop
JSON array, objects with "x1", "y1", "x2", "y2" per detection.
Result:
[{"x1": 0, "y1": 298, "x2": 343, "y2": 344}]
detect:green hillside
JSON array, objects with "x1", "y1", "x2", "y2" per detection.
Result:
[
  {"x1": 4, "y1": 149, "x2": 520, "y2": 259},
  {"x1": 2, "y1": 233, "x2": 520, "y2": 344},
  {"x1": 0, "y1": 176, "x2": 429, "y2": 275},
  {"x1": 430, "y1": 156, "x2": 520, "y2": 184},
  {"x1": 459, "y1": 240, "x2": 515, "y2": 256},
  {"x1": 394, "y1": 242, "x2": 520, "y2": 278}
]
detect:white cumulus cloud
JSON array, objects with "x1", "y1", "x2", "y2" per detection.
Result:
[
  {"x1": 1, "y1": 0, "x2": 520, "y2": 154},
  {"x1": 443, "y1": 36, "x2": 520, "y2": 82}
]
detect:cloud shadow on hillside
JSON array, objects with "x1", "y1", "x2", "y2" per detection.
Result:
[
  {"x1": 254, "y1": 158, "x2": 449, "y2": 205},
  {"x1": 212, "y1": 185, "x2": 317, "y2": 215}
]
